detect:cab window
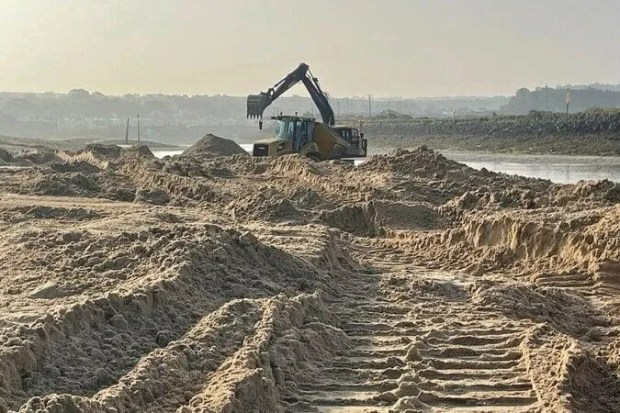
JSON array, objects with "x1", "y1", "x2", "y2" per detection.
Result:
[{"x1": 275, "y1": 120, "x2": 295, "y2": 140}]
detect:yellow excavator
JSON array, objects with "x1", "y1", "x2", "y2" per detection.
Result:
[{"x1": 247, "y1": 63, "x2": 367, "y2": 161}]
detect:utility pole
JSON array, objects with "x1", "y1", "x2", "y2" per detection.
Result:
[
  {"x1": 124, "y1": 118, "x2": 129, "y2": 145},
  {"x1": 565, "y1": 90, "x2": 571, "y2": 114},
  {"x1": 337, "y1": 100, "x2": 340, "y2": 119},
  {"x1": 368, "y1": 94, "x2": 372, "y2": 119},
  {"x1": 137, "y1": 113, "x2": 141, "y2": 143}
]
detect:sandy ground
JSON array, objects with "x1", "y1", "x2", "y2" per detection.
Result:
[{"x1": 0, "y1": 139, "x2": 619, "y2": 412}]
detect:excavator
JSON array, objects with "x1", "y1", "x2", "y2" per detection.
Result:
[{"x1": 247, "y1": 63, "x2": 367, "y2": 161}]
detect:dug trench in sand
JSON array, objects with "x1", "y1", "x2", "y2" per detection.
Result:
[{"x1": 0, "y1": 137, "x2": 619, "y2": 412}]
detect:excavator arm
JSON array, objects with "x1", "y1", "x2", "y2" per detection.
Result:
[{"x1": 247, "y1": 63, "x2": 336, "y2": 127}]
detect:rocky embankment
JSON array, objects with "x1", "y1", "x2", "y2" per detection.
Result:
[{"x1": 367, "y1": 111, "x2": 620, "y2": 155}]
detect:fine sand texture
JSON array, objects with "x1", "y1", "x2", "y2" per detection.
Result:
[{"x1": 0, "y1": 140, "x2": 619, "y2": 412}]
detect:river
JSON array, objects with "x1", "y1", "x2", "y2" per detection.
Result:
[{"x1": 151, "y1": 145, "x2": 620, "y2": 184}]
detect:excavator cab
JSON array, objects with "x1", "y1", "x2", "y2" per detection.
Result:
[
  {"x1": 275, "y1": 116, "x2": 314, "y2": 151},
  {"x1": 252, "y1": 115, "x2": 315, "y2": 157}
]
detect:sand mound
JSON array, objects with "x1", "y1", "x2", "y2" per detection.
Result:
[
  {"x1": 27, "y1": 172, "x2": 101, "y2": 197},
  {"x1": 120, "y1": 157, "x2": 216, "y2": 202},
  {"x1": 182, "y1": 134, "x2": 248, "y2": 158},
  {"x1": 357, "y1": 146, "x2": 553, "y2": 211},
  {"x1": 0, "y1": 219, "x2": 338, "y2": 411},
  {"x1": 552, "y1": 179, "x2": 620, "y2": 205},
  {"x1": 360, "y1": 146, "x2": 474, "y2": 179},
  {"x1": 387, "y1": 202, "x2": 620, "y2": 280},
  {"x1": 123, "y1": 145, "x2": 155, "y2": 158},
  {"x1": 15, "y1": 162, "x2": 136, "y2": 202},
  {"x1": 13, "y1": 150, "x2": 62, "y2": 166},
  {"x1": 84, "y1": 144, "x2": 122, "y2": 159},
  {"x1": 228, "y1": 193, "x2": 301, "y2": 222},
  {"x1": 134, "y1": 188, "x2": 170, "y2": 205},
  {"x1": 49, "y1": 161, "x2": 101, "y2": 174},
  {"x1": 0, "y1": 148, "x2": 13, "y2": 163}
]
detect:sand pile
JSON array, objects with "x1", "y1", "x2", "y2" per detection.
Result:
[
  {"x1": 12, "y1": 150, "x2": 62, "y2": 166},
  {"x1": 121, "y1": 158, "x2": 214, "y2": 203},
  {"x1": 228, "y1": 193, "x2": 301, "y2": 222},
  {"x1": 0, "y1": 148, "x2": 12, "y2": 164},
  {"x1": 359, "y1": 147, "x2": 553, "y2": 211},
  {"x1": 134, "y1": 188, "x2": 170, "y2": 205},
  {"x1": 18, "y1": 293, "x2": 339, "y2": 413},
  {"x1": 48, "y1": 160, "x2": 101, "y2": 174},
  {"x1": 181, "y1": 134, "x2": 248, "y2": 158},
  {"x1": 122, "y1": 145, "x2": 154, "y2": 158},
  {"x1": 361, "y1": 146, "x2": 474, "y2": 180},
  {"x1": 84, "y1": 144, "x2": 122, "y2": 159},
  {"x1": 265, "y1": 154, "x2": 325, "y2": 177},
  {"x1": 25, "y1": 171, "x2": 102, "y2": 197},
  {"x1": 552, "y1": 179, "x2": 620, "y2": 205},
  {"x1": 16, "y1": 165, "x2": 136, "y2": 202},
  {"x1": 47, "y1": 143, "x2": 127, "y2": 171}
]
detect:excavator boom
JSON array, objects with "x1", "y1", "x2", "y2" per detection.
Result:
[{"x1": 247, "y1": 63, "x2": 335, "y2": 126}]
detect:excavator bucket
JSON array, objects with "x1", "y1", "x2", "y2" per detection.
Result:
[{"x1": 247, "y1": 93, "x2": 271, "y2": 120}]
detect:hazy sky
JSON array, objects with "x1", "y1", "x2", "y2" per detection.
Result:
[{"x1": 1, "y1": 0, "x2": 619, "y2": 97}]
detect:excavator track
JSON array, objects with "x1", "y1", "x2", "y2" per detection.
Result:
[{"x1": 283, "y1": 253, "x2": 542, "y2": 412}]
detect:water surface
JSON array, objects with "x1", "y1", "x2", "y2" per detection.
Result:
[{"x1": 442, "y1": 151, "x2": 620, "y2": 184}]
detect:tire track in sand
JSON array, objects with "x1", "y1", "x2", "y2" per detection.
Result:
[
  {"x1": 285, "y1": 255, "x2": 542, "y2": 412},
  {"x1": 534, "y1": 270, "x2": 620, "y2": 299}
]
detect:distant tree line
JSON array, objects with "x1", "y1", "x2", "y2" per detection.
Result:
[{"x1": 2, "y1": 84, "x2": 620, "y2": 141}]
